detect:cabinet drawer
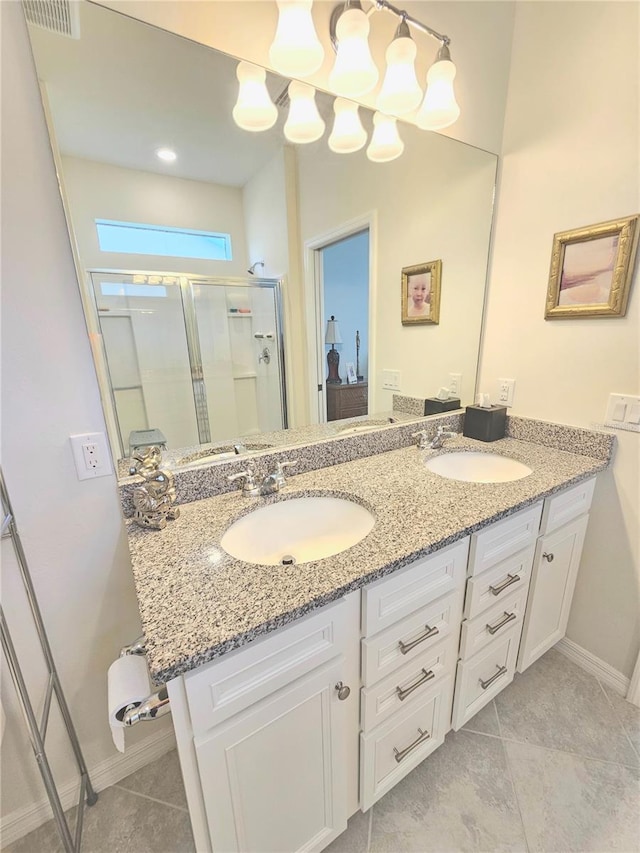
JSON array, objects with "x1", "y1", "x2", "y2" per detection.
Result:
[
  {"x1": 361, "y1": 589, "x2": 463, "y2": 686},
  {"x1": 464, "y1": 545, "x2": 534, "y2": 620},
  {"x1": 185, "y1": 600, "x2": 346, "y2": 735},
  {"x1": 468, "y1": 503, "x2": 542, "y2": 577},
  {"x1": 361, "y1": 634, "x2": 457, "y2": 732},
  {"x1": 451, "y1": 627, "x2": 520, "y2": 730},
  {"x1": 362, "y1": 538, "x2": 468, "y2": 637},
  {"x1": 360, "y1": 674, "x2": 452, "y2": 810},
  {"x1": 459, "y1": 586, "x2": 528, "y2": 661},
  {"x1": 539, "y1": 477, "x2": 595, "y2": 535}
]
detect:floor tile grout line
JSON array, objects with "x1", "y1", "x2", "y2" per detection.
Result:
[
  {"x1": 596, "y1": 677, "x2": 640, "y2": 765},
  {"x1": 112, "y1": 784, "x2": 189, "y2": 814},
  {"x1": 494, "y1": 701, "x2": 532, "y2": 853},
  {"x1": 366, "y1": 805, "x2": 373, "y2": 853},
  {"x1": 460, "y1": 726, "x2": 639, "y2": 771}
]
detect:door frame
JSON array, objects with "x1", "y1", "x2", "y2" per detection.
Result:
[{"x1": 303, "y1": 211, "x2": 378, "y2": 423}]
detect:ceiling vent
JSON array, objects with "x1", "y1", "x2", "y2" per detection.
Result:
[{"x1": 23, "y1": 0, "x2": 81, "y2": 38}]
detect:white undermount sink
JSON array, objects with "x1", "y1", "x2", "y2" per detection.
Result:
[
  {"x1": 220, "y1": 496, "x2": 375, "y2": 566},
  {"x1": 425, "y1": 452, "x2": 532, "y2": 483}
]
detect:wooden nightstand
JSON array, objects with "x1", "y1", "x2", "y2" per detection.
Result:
[{"x1": 326, "y1": 382, "x2": 368, "y2": 422}]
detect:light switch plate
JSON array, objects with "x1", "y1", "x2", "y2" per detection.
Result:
[
  {"x1": 70, "y1": 432, "x2": 112, "y2": 480},
  {"x1": 604, "y1": 394, "x2": 640, "y2": 431},
  {"x1": 382, "y1": 369, "x2": 401, "y2": 391}
]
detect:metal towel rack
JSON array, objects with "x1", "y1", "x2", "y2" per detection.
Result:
[{"x1": 0, "y1": 469, "x2": 97, "y2": 851}]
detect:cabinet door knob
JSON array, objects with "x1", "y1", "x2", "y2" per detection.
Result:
[
  {"x1": 335, "y1": 682, "x2": 351, "y2": 700},
  {"x1": 542, "y1": 552, "x2": 554, "y2": 562}
]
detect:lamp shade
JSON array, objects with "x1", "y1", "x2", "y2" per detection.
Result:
[
  {"x1": 232, "y1": 62, "x2": 278, "y2": 132},
  {"x1": 329, "y1": 7, "x2": 378, "y2": 97},
  {"x1": 416, "y1": 46, "x2": 460, "y2": 131},
  {"x1": 377, "y1": 24, "x2": 423, "y2": 115},
  {"x1": 328, "y1": 98, "x2": 367, "y2": 153},
  {"x1": 269, "y1": 1, "x2": 324, "y2": 78},
  {"x1": 325, "y1": 315, "x2": 342, "y2": 344},
  {"x1": 366, "y1": 112, "x2": 404, "y2": 163},
  {"x1": 284, "y1": 81, "x2": 325, "y2": 144}
]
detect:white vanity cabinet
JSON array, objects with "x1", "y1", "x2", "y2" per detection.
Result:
[
  {"x1": 517, "y1": 478, "x2": 595, "y2": 672},
  {"x1": 168, "y1": 594, "x2": 361, "y2": 853},
  {"x1": 359, "y1": 538, "x2": 468, "y2": 809}
]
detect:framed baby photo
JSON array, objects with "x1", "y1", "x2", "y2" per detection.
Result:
[
  {"x1": 401, "y1": 260, "x2": 442, "y2": 326},
  {"x1": 544, "y1": 214, "x2": 639, "y2": 319}
]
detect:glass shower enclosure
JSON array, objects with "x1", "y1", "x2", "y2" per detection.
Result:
[{"x1": 89, "y1": 272, "x2": 286, "y2": 457}]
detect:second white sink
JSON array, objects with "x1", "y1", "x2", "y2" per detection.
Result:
[
  {"x1": 425, "y1": 452, "x2": 532, "y2": 483},
  {"x1": 220, "y1": 496, "x2": 375, "y2": 566}
]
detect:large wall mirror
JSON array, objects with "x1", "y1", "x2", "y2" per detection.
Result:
[{"x1": 25, "y1": 1, "x2": 497, "y2": 472}]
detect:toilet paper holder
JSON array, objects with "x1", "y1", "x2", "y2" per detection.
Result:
[{"x1": 118, "y1": 636, "x2": 171, "y2": 726}]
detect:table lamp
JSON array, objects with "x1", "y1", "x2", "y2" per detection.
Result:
[{"x1": 325, "y1": 315, "x2": 342, "y2": 384}]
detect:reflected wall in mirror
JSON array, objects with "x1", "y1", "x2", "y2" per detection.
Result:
[{"x1": 25, "y1": 1, "x2": 497, "y2": 469}]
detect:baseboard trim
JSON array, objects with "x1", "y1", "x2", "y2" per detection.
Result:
[
  {"x1": 556, "y1": 637, "x2": 630, "y2": 696},
  {"x1": 1, "y1": 727, "x2": 176, "y2": 847}
]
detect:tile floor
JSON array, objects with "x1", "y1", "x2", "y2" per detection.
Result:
[{"x1": 4, "y1": 649, "x2": 639, "y2": 853}]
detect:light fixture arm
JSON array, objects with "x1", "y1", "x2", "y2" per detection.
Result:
[{"x1": 329, "y1": 0, "x2": 451, "y2": 53}]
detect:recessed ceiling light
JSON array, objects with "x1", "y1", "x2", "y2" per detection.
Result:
[{"x1": 156, "y1": 148, "x2": 177, "y2": 162}]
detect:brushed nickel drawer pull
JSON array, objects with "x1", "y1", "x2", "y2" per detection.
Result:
[
  {"x1": 479, "y1": 664, "x2": 508, "y2": 690},
  {"x1": 398, "y1": 625, "x2": 439, "y2": 655},
  {"x1": 486, "y1": 611, "x2": 517, "y2": 635},
  {"x1": 393, "y1": 727, "x2": 431, "y2": 763},
  {"x1": 542, "y1": 552, "x2": 554, "y2": 562},
  {"x1": 489, "y1": 573, "x2": 520, "y2": 596},
  {"x1": 396, "y1": 668, "x2": 435, "y2": 701}
]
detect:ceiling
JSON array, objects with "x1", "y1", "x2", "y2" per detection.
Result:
[{"x1": 26, "y1": 0, "x2": 298, "y2": 187}]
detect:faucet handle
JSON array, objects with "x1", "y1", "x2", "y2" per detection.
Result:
[
  {"x1": 274, "y1": 459, "x2": 298, "y2": 487},
  {"x1": 227, "y1": 460, "x2": 259, "y2": 495},
  {"x1": 411, "y1": 430, "x2": 429, "y2": 449}
]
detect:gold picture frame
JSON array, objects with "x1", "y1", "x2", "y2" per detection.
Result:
[
  {"x1": 401, "y1": 260, "x2": 442, "y2": 325},
  {"x1": 544, "y1": 214, "x2": 639, "y2": 319}
]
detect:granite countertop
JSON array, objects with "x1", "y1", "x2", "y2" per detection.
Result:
[{"x1": 125, "y1": 433, "x2": 610, "y2": 685}]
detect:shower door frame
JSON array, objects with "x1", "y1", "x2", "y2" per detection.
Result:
[{"x1": 87, "y1": 269, "x2": 288, "y2": 460}]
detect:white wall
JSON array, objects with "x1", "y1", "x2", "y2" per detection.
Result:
[
  {"x1": 479, "y1": 1, "x2": 639, "y2": 677},
  {"x1": 297, "y1": 128, "x2": 496, "y2": 412},
  {"x1": 0, "y1": 3, "x2": 174, "y2": 833},
  {"x1": 61, "y1": 156, "x2": 249, "y2": 277}
]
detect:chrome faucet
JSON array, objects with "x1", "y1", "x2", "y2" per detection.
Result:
[
  {"x1": 227, "y1": 460, "x2": 260, "y2": 496},
  {"x1": 411, "y1": 430, "x2": 430, "y2": 450},
  {"x1": 227, "y1": 459, "x2": 299, "y2": 497},
  {"x1": 428, "y1": 425, "x2": 458, "y2": 449},
  {"x1": 261, "y1": 460, "x2": 298, "y2": 494}
]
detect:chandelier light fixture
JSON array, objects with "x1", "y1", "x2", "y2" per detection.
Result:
[
  {"x1": 328, "y1": 98, "x2": 367, "y2": 153},
  {"x1": 366, "y1": 112, "x2": 404, "y2": 162},
  {"x1": 269, "y1": 0, "x2": 325, "y2": 78},
  {"x1": 231, "y1": 0, "x2": 461, "y2": 162}
]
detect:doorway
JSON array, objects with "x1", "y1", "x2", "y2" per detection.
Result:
[{"x1": 313, "y1": 228, "x2": 371, "y2": 422}]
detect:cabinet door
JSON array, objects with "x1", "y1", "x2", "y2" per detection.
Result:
[
  {"x1": 194, "y1": 659, "x2": 348, "y2": 853},
  {"x1": 517, "y1": 515, "x2": 589, "y2": 673}
]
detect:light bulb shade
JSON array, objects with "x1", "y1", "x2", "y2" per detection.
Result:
[
  {"x1": 284, "y1": 81, "x2": 325, "y2": 144},
  {"x1": 366, "y1": 112, "x2": 404, "y2": 163},
  {"x1": 269, "y1": 1, "x2": 324, "y2": 77},
  {"x1": 232, "y1": 62, "x2": 278, "y2": 132},
  {"x1": 328, "y1": 98, "x2": 367, "y2": 153},
  {"x1": 416, "y1": 57, "x2": 460, "y2": 131},
  {"x1": 329, "y1": 7, "x2": 378, "y2": 97},
  {"x1": 377, "y1": 35, "x2": 423, "y2": 115},
  {"x1": 325, "y1": 316, "x2": 342, "y2": 344}
]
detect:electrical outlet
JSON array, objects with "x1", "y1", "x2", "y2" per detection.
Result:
[
  {"x1": 448, "y1": 373, "x2": 462, "y2": 397},
  {"x1": 382, "y1": 369, "x2": 401, "y2": 391},
  {"x1": 497, "y1": 378, "x2": 516, "y2": 408},
  {"x1": 70, "y1": 432, "x2": 112, "y2": 481}
]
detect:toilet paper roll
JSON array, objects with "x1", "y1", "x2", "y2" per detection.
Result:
[{"x1": 107, "y1": 655, "x2": 151, "y2": 752}]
